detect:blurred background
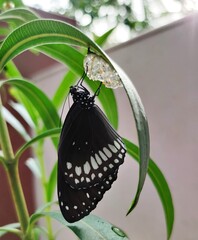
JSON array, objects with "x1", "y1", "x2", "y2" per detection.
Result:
[
  {"x1": 0, "y1": 0, "x2": 198, "y2": 239},
  {"x1": 2, "y1": 0, "x2": 198, "y2": 45}
]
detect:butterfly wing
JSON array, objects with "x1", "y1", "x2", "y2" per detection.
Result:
[
  {"x1": 58, "y1": 163, "x2": 118, "y2": 222},
  {"x1": 58, "y1": 104, "x2": 126, "y2": 190},
  {"x1": 58, "y1": 86, "x2": 126, "y2": 223}
]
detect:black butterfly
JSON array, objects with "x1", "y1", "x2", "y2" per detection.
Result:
[{"x1": 58, "y1": 76, "x2": 126, "y2": 223}]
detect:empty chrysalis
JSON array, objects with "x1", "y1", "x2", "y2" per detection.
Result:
[{"x1": 83, "y1": 49, "x2": 123, "y2": 89}]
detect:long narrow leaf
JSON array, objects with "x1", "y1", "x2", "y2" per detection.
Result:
[
  {"x1": 0, "y1": 19, "x2": 107, "y2": 69},
  {"x1": 124, "y1": 139, "x2": 174, "y2": 239},
  {"x1": 1, "y1": 79, "x2": 60, "y2": 145},
  {"x1": 10, "y1": 101, "x2": 35, "y2": 128},
  {"x1": 25, "y1": 158, "x2": 42, "y2": 179},
  {"x1": 16, "y1": 128, "x2": 60, "y2": 159},
  {"x1": 0, "y1": 223, "x2": 21, "y2": 237},
  {"x1": 115, "y1": 65, "x2": 150, "y2": 213},
  {"x1": 4, "y1": 61, "x2": 39, "y2": 127},
  {"x1": 52, "y1": 70, "x2": 77, "y2": 108},
  {"x1": 42, "y1": 212, "x2": 129, "y2": 240},
  {"x1": 0, "y1": 7, "x2": 38, "y2": 25},
  {"x1": 46, "y1": 161, "x2": 57, "y2": 201},
  {"x1": 95, "y1": 27, "x2": 115, "y2": 46},
  {"x1": 2, "y1": 106, "x2": 31, "y2": 141}
]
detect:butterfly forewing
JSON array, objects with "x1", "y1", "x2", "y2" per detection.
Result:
[
  {"x1": 58, "y1": 104, "x2": 126, "y2": 190},
  {"x1": 58, "y1": 84, "x2": 126, "y2": 223}
]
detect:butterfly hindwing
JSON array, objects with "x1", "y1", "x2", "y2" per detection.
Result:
[{"x1": 58, "y1": 161, "x2": 119, "y2": 222}]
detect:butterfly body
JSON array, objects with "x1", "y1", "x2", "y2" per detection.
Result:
[{"x1": 58, "y1": 84, "x2": 126, "y2": 223}]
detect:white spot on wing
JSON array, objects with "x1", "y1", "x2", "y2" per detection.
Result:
[
  {"x1": 86, "y1": 177, "x2": 91, "y2": 183},
  {"x1": 75, "y1": 178, "x2": 79, "y2": 184},
  {"x1": 114, "y1": 159, "x2": 119, "y2": 164},
  {"x1": 109, "y1": 164, "x2": 114, "y2": 168},
  {"x1": 84, "y1": 162, "x2": 91, "y2": 174},
  {"x1": 95, "y1": 153, "x2": 102, "y2": 165},
  {"x1": 81, "y1": 177, "x2": 84, "y2": 182},
  {"x1": 98, "y1": 173, "x2": 103, "y2": 178},
  {"x1": 108, "y1": 144, "x2": 117, "y2": 153},
  {"x1": 103, "y1": 166, "x2": 108, "y2": 171},
  {"x1": 90, "y1": 156, "x2": 99, "y2": 169},
  {"x1": 114, "y1": 140, "x2": 121, "y2": 150},
  {"x1": 86, "y1": 192, "x2": 90, "y2": 198},
  {"x1": 75, "y1": 166, "x2": 82, "y2": 176},
  {"x1": 66, "y1": 162, "x2": 72, "y2": 169},
  {"x1": 103, "y1": 147, "x2": 112, "y2": 158},
  {"x1": 99, "y1": 150, "x2": 107, "y2": 161}
]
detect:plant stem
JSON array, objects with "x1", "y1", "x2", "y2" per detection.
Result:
[
  {"x1": 6, "y1": 162, "x2": 30, "y2": 237},
  {"x1": 0, "y1": 98, "x2": 31, "y2": 239},
  {"x1": 0, "y1": 98, "x2": 14, "y2": 162},
  {"x1": 36, "y1": 139, "x2": 54, "y2": 240}
]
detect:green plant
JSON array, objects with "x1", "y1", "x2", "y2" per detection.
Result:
[{"x1": 0, "y1": 6, "x2": 174, "y2": 240}]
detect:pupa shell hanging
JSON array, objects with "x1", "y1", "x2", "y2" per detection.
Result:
[{"x1": 83, "y1": 52, "x2": 123, "y2": 89}]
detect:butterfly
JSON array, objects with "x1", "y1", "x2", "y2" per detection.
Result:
[{"x1": 58, "y1": 74, "x2": 126, "y2": 223}]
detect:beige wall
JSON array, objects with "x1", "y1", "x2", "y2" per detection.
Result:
[{"x1": 34, "y1": 13, "x2": 198, "y2": 240}]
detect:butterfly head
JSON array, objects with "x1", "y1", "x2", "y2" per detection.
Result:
[{"x1": 70, "y1": 85, "x2": 95, "y2": 110}]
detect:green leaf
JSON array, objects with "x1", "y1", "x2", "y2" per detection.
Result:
[
  {"x1": 29, "y1": 202, "x2": 57, "y2": 226},
  {"x1": 10, "y1": 101, "x2": 35, "y2": 128},
  {"x1": 43, "y1": 212, "x2": 129, "y2": 240},
  {"x1": 15, "y1": 128, "x2": 60, "y2": 159},
  {"x1": 0, "y1": 223, "x2": 21, "y2": 237},
  {"x1": 0, "y1": 19, "x2": 107, "y2": 70},
  {"x1": 95, "y1": 27, "x2": 115, "y2": 46},
  {"x1": 47, "y1": 161, "x2": 57, "y2": 201},
  {"x1": 124, "y1": 139, "x2": 174, "y2": 240},
  {"x1": 114, "y1": 65, "x2": 150, "y2": 213},
  {"x1": 35, "y1": 201, "x2": 57, "y2": 215},
  {"x1": 2, "y1": 106, "x2": 31, "y2": 141},
  {"x1": 1, "y1": 78, "x2": 60, "y2": 145},
  {"x1": 25, "y1": 158, "x2": 41, "y2": 179},
  {"x1": 0, "y1": 7, "x2": 38, "y2": 26},
  {"x1": 4, "y1": 60, "x2": 22, "y2": 78},
  {"x1": 0, "y1": 0, "x2": 24, "y2": 8},
  {"x1": 52, "y1": 70, "x2": 77, "y2": 108},
  {"x1": 4, "y1": 61, "x2": 39, "y2": 127},
  {"x1": 10, "y1": 86, "x2": 39, "y2": 127}
]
